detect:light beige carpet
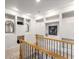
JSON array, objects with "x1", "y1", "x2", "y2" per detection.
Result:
[{"x1": 5, "y1": 46, "x2": 20, "y2": 59}]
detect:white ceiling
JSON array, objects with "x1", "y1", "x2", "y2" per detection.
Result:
[{"x1": 5, "y1": 0, "x2": 73, "y2": 15}]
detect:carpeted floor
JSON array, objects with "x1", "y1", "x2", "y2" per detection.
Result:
[{"x1": 5, "y1": 46, "x2": 20, "y2": 59}]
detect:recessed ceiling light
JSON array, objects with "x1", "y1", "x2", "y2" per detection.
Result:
[
  {"x1": 12, "y1": 7, "x2": 19, "y2": 11},
  {"x1": 36, "y1": 0, "x2": 40, "y2": 3}
]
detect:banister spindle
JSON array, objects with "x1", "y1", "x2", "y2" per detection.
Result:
[
  {"x1": 38, "y1": 50, "x2": 39, "y2": 59},
  {"x1": 32, "y1": 47, "x2": 33, "y2": 59},
  {"x1": 28, "y1": 44, "x2": 29, "y2": 59},
  {"x1": 51, "y1": 56, "x2": 53, "y2": 59},
  {"x1": 47, "y1": 39, "x2": 48, "y2": 50},
  {"x1": 20, "y1": 44, "x2": 22, "y2": 59},
  {"x1": 26, "y1": 44, "x2": 27, "y2": 59},
  {"x1": 35, "y1": 48, "x2": 36, "y2": 59},
  {"x1": 29, "y1": 46, "x2": 31, "y2": 59},
  {"x1": 51, "y1": 40, "x2": 52, "y2": 51},
  {"x1": 42, "y1": 52, "x2": 43, "y2": 59},
  {"x1": 49, "y1": 40, "x2": 50, "y2": 51},
  {"x1": 46, "y1": 54, "x2": 48, "y2": 59},
  {"x1": 63, "y1": 42, "x2": 65, "y2": 57},
  {"x1": 67, "y1": 43, "x2": 68, "y2": 59},
  {"x1": 54, "y1": 40, "x2": 55, "y2": 53},
  {"x1": 45, "y1": 39, "x2": 46, "y2": 49},
  {"x1": 29, "y1": 45, "x2": 30, "y2": 59},
  {"x1": 59, "y1": 42, "x2": 61, "y2": 56},
  {"x1": 56, "y1": 41, "x2": 58, "y2": 54},
  {"x1": 71, "y1": 44, "x2": 73, "y2": 59}
]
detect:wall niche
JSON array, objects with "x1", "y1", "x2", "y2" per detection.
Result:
[
  {"x1": 5, "y1": 13, "x2": 15, "y2": 33},
  {"x1": 17, "y1": 17, "x2": 24, "y2": 25},
  {"x1": 45, "y1": 22, "x2": 59, "y2": 36}
]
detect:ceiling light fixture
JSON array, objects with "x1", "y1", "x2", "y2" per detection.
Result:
[{"x1": 36, "y1": 0, "x2": 40, "y2": 3}]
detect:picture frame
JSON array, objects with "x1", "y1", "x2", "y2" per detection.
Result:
[{"x1": 49, "y1": 26, "x2": 57, "y2": 35}]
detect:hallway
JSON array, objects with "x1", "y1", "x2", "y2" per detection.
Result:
[{"x1": 5, "y1": 0, "x2": 74, "y2": 59}]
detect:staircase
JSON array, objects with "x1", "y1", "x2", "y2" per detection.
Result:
[{"x1": 19, "y1": 34, "x2": 74, "y2": 59}]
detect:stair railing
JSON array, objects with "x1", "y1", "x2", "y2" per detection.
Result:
[
  {"x1": 35, "y1": 34, "x2": 74, "y2": 59},
  {"x1": 19, "y1": 39, "x2": 67, "y2": 59}
]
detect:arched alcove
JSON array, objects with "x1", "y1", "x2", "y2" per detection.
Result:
[{"x1": 5, "y1": 21, "x2": 14, "y2": 33}]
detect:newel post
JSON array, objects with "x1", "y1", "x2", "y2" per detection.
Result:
[{"x1": 36, "y1": 34, "x2": 38, "y2": 45}]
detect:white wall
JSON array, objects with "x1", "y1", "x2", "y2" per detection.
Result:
[
  {"x1": 5, "y1": 2, "x2": 74, "y2": 50},
  {"x1": 5, "y1": 19, "x2": 25, "y2": 49},
  {"x1": 30, "y1": 4, "x2": 74, "y2": 39},
  {"x1": 60, "y1": 17, "x2": 74, "y2": 39},
  {"x1": 30, "y1": 17, "x2": 46, "y2": 35},
  {"x1": 35, "y1": 22, "x2": 45, "y2": 35},
  {"x1": 5, "y1": 9, "x2": 32, "y2": 49},
  {"x1": 5, "y1": 33, "x2": 17, "y2": 49}
]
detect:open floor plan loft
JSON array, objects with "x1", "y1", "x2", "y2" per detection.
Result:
[{"x1": 5, "y1": 0, "x2": 74, "y2": 59}]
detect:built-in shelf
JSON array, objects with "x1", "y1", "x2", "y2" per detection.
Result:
[{"x1": 17, "y1": 17, "x2": 24, "y2": 25}]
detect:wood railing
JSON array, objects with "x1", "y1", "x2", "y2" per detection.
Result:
[
  {"x1": 19, "y1": 40, "x2": 67, "y2": 59},
  {"x1": 36, "y1": 34, "x2": 74, "y2": 59}
]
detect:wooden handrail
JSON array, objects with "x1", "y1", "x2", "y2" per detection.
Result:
[
  {"x1": 19, "y1": 34, "x2": 74, "y2": 59},
  {"x1": 44, "y1": 37, "x2": 74, "y2": 44},
  {"x1": 36, "y1": 34, "x2": 74, "y2": 44},
  {"x1": 35, "y1": 34, "x2": 74, "y2": 59},
  {"x1": 20, "y1": 40, "x2": 67, "y2": 59}
]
